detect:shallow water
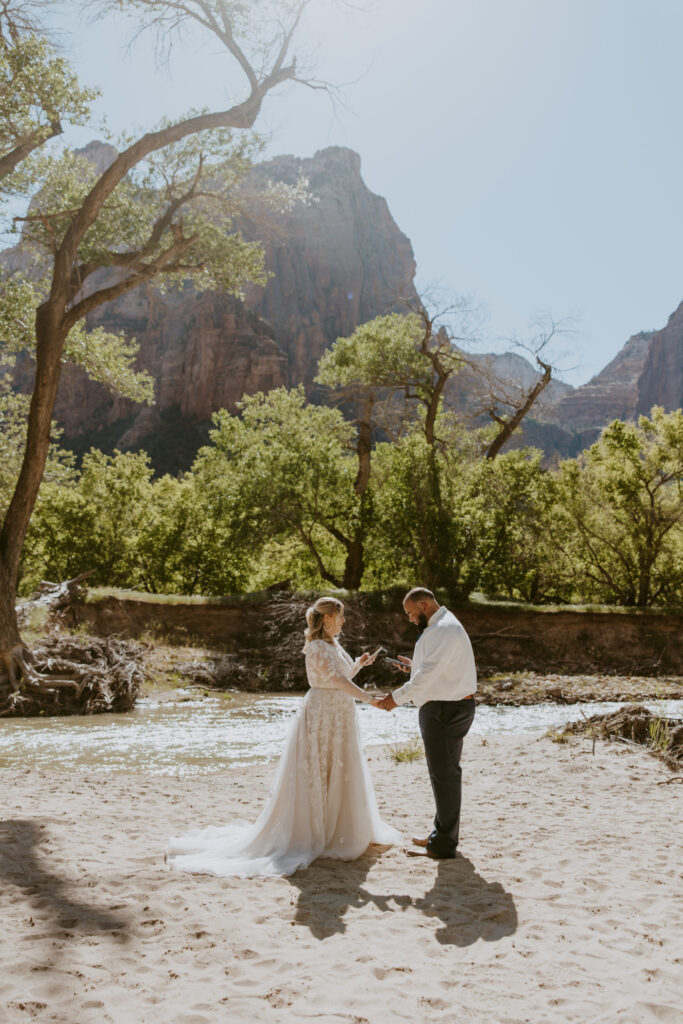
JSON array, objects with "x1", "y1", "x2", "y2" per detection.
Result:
[{"x1": 1, "y1": 693, "x2": 681, "y2": 776}]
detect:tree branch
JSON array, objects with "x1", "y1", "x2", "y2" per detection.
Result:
[
  {"x1": 63, "y1": 232, "x2": 196, "y2": 331},
  {"x1": 484, "y1": 358, "x2": 552, "y2": 459},
  {"x1": 0, "y1": 119, "x2": 62, "y2": 177}
]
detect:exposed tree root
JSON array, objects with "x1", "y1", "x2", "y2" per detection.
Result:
[{"x1": 0, "y1": 634, "x2": 143, "y2": 717}]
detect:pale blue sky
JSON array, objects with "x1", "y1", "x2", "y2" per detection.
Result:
[{"x1": 51, "y1": 0, "x2": 683, "y2": 385}]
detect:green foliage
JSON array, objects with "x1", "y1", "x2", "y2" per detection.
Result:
[
  {"x1": 22, "y1": 449, "x2": 156, "y2": 590},
  {"x1": 472, "y1": 450, "x2": 560, "y2": 603},
  {"x1": 63, "y1": 324, "x2": 155, "y2": 404},
  {"x1": 0, "y1": 275, "x2": 38, "y2": 351},
  {"x1": 134, "y1": 474, "x2": 250, "y2": 595},
  {"x1": 0, "y1": 378, "x2": 31, "y2": 518},
  {"x1": 18, "y1": 401, "x2": 683, "y2": 607},
  {"x1": 316, "y1": 313, "x2": 430, "y2": 393},
  {"x1": 0, "y1": 29, "x2": 96, "y2": 193},
  {"x1": 195, "y1": 387, "x2": 359, "y2": 587},
  {"x1": 0, "y1": 375, "x2": 74, "y2": 522},
  {"x1": 13, "y1": 129, "x2": 271, "y2": 294},
  {"x1": 389, "y1": 736, "x2": 424, "y2": 763},
  {"x1": 555, "y1": 408, "x2": 683, "y2": 606},
  {"x1": 363, "y1": 432, "x2": 480, "y2": 594}
]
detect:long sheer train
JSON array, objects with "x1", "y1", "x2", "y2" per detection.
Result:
[{"x1": 165, "y1": 639, "x2": 400, "y2": 877}]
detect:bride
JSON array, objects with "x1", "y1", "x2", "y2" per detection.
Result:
[{"x1": 165, "y1": 596, "x2": 400, "y2": 877}]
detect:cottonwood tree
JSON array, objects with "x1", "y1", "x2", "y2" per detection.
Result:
[
  {"x1": 316, "y1": 301, "x2": 487, "y2": 589},
  {"x1": 554, "y1": 408, "x2": 683, "y2": 607},
  {"x1": 195, "y1": 387, "x2": 362, "y2": 589},
  {"x1": 0, "y1": 0, "x2": 321, "y2": 704},
  {"x1": 0, "y1": 1, "x2": 95, "y2": 180},
  {"x1": 316, "y1": 303, "x2": 570, "y2": 591}
]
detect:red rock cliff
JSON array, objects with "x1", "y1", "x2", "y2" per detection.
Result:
[
  {"x1": 635, "y1": 302, "x2": 683, "y2": 416},
  {"x1": 47, "y1": 146, "x2": 418, "y2": 471}
]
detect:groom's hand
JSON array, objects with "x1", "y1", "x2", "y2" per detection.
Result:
[
  {"x1": 397, "y1": 655, "x2": 412, "y2": 673},
  {"x1": 378, "y1": 693, "x2": 397, "y2": 711}
]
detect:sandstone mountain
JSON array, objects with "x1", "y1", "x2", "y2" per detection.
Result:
[
  {"x1": 546, "y1": 331, "x2": 655, "y2": 431},
  {"x1": 635, "y1": 302, "x2": 683, "y2": 416},
  {"x1": 48, "y1": 145, "x2": 418, "y2": 471}
]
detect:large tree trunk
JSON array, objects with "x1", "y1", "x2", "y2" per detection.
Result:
[
  {"x1": 342, "y1": 531, "x2": 365, "y2": 590},
  {"x1": 0, "y1": 308, "x2": 69, "y2": 691},
  {"x1": 0, "y1": 561, "x2": 21, "y2": 684}
]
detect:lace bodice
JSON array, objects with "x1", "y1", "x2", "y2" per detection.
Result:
[{"x1": 305, "y1": 639, "x2": 369, "y2": 701}]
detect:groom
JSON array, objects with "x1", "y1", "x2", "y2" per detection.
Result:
[{"x1": 378, "y1": 587, "x2": 477, "y2": 859}]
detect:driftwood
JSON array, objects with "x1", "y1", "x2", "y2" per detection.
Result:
[
  {"x1": 174, "y1": 591, "x2": 416, "y2": 693},
  {"x1": 563, "y1": 704, "x2": 683, "y2": 768},
  {"x1": 0, "y1": 633, "x2": 144, "y2": 718},
  {"x1": 15, "y1": 571, "x2": 94, "y2": 629}
]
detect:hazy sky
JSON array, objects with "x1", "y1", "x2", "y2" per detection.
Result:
[{"x1": 51, "y1": 0, "x2": 683, "y2": 385}]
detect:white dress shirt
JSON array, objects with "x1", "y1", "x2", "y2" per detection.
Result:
[{"x1": 392, "y1": 606, "x2": 477, "y2": 707}]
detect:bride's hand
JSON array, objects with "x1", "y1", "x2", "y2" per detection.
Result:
[
  {"x1": 358, "y1": 652, "x2": 373, "y2": 667},
  {"x1": 370, "y1": 694, "x2": 387, "y2": 707}
]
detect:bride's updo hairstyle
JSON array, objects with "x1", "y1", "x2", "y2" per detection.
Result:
[{"x1": 304, "y1": 596, "x2": 344, "y2": 647}]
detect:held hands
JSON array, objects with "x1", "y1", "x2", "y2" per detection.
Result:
[{"x1": 365, "y1": 649, "x2": 409, "y2": 710}]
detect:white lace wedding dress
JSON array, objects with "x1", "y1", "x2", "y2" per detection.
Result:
[{"x1": 165, "y1": 639, "x2": 400, "y2": 877}]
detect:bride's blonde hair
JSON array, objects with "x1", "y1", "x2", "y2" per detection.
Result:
[{"x1": 304, "y1": 596, "x2": 344, "y2": 647}]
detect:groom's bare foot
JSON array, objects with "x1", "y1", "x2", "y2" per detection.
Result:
[{"x1": 411, "y1": 836, "x2": 430, "y2": 847}]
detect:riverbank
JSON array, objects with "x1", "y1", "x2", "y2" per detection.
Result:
[
  {"x1": 1, "y1": 732, "x2": 680, "y2": 1023},
  {"x1": 141, "y1": 642, "x2": 683, "y2": 704}
]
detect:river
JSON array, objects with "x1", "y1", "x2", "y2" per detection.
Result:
[{"x1": 1, "y1": 693, "x2": 681, "y2": 776}]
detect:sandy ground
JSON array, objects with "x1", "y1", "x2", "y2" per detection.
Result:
[{"x1": 1, "y1": 732, "x2": 681, "y2": 1024}]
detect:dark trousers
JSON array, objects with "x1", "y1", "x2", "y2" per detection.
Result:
[{"x1": 418, "y1": 699, "x2": 476, "y2": 856}]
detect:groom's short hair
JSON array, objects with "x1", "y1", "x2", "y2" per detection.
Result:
[{"x1": 404, "y1": 587, "x2": 436, "y2": 605}]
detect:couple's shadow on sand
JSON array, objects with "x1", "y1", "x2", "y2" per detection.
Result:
[
  {"x1": 0, "y1": 819, "x2": 128, "y2": 939},
  {"x1": 290, "y1": 847, "x2": 518, "y2": 945}
]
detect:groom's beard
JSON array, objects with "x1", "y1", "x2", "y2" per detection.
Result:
[{"x1": 417, "y1": 612, "x2": 429, "y2": 631}]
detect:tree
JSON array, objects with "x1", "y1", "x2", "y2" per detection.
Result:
[
  {"x1": 315, "y1": 303, "x2": 480, "y2": 587},
  {"x1": 554, "y1": 408, "x2": 683, "y2": 607},
  {"x1": 23, "y1": 449, "x2": 155, "y2": 589},
  {"x1": 0, "y1": 1, "x2": 95, "y2": 180},
  {"x1": 0, "y1": 0, "x2": 315, "y2": 692},
  {"x1": 194, "y1": 387, "x2": 362, "y2": 588},
  {"x1": 472, "y1": 450, "x2": 559, "y2": 603}
]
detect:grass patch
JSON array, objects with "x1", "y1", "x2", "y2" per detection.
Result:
[
  {"x1": 648, "y1": 714, "x2": 672, "y2": 755},
  {"x1": 545, "y1": 727, "x2": 571, "y2": 744},
  {"x1": 389, "y1": 736, "x2": 424, "y2": 764},
  {"x1": 81, "y1": 586, "x2": 681, "y2": 616}
]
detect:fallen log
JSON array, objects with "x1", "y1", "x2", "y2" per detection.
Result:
[{"x1": 15, "y1": 571, "x2": 94, "y2": 630}]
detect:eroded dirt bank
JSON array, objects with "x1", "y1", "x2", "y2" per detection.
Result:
[{"x1": 69, "y1": 590, "x2": 683, "y2": 702}]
